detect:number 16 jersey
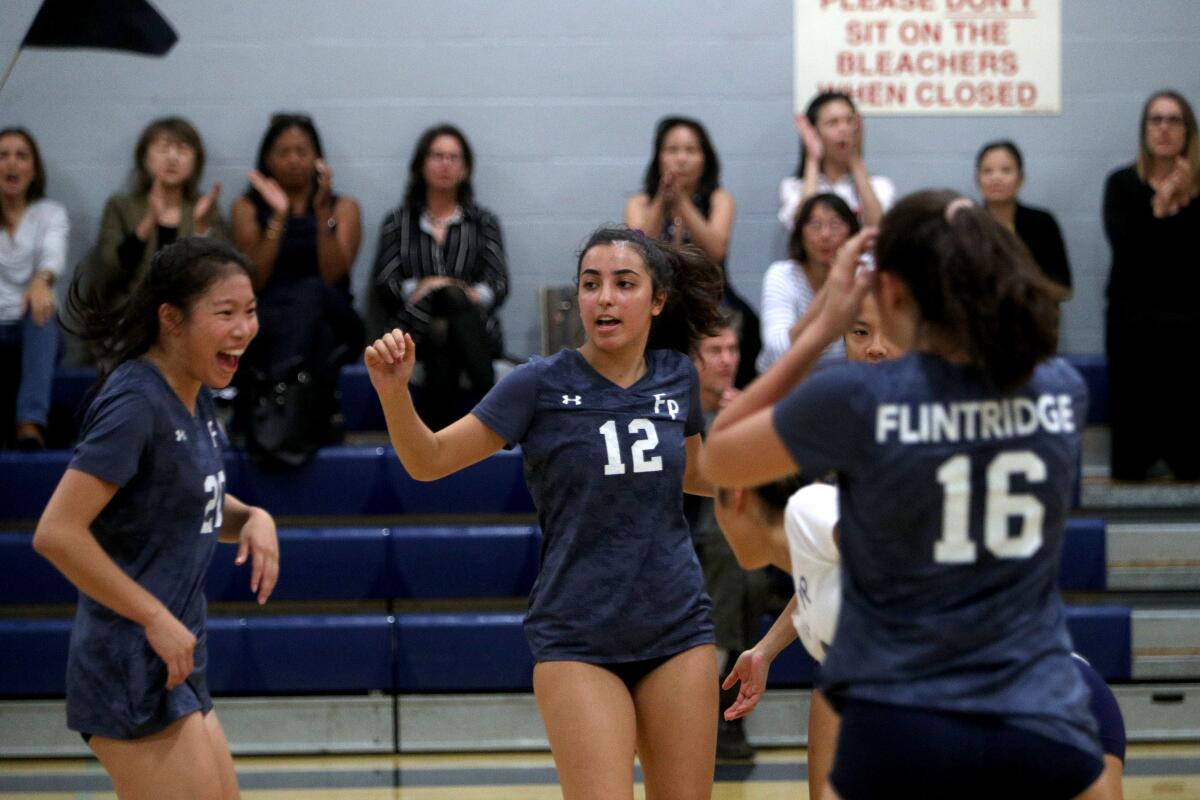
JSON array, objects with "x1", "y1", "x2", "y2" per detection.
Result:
[
  {"x1": 773, "y1": 353, "x2": 1099, "y2": 758},
  {"x1": 472, "y1": 348, "x2": 714, "y2": 663}
]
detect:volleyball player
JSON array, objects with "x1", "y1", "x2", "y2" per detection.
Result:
[
  {"x1": 34, "y1": 238, "x2": 278, "y2": 799},
  {"x1": 365, "y1": 226, "x2": 724, "y2": 799},
  {"x1": 701, "y1": 191, "x2": 1110, "y2": 799}
]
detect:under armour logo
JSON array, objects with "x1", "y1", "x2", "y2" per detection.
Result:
[
  {"x1": 175, "y1": 430, "x2": 188, "y2": 442},
  {"x1": 562, "y1": 395, "x2": 582, "y2": 405}
]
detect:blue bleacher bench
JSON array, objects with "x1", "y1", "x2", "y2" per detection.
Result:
[{"x1": 46, "y1": 357, "x2": 1115, "y2": 433}]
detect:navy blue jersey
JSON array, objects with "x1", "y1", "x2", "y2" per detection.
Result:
[
  {"x1": 773, "y1": 353, "x2": 1099, "y2": 757},
  {"x1": 472, "y1": 348, "x2": 713, "y2": 662},
  {"x1": 65, "y1": 360, "x2": 226, "y2": 739}
]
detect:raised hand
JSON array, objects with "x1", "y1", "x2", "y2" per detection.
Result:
[
  {"x1": 364, "y1": 329, "x2": 418, "y2": 397},
  {"x1": 851, "y1": 112, "x2": 865, "y2": 164},
  {"x1": 809, "y1": 226, "x2": 878, "y2": 340},
  {"x1": 235, "y1": 508, "x2": 278, "y2": 605},
  {"x1": 247, "y1": 169, "x2": 289, "y2": 217},
  {"x1": 192, "y1": 182, "x2": 221, "y2": 234},
  {"x1": 658, "y1": 170, "x2": 679, "y2": 207},
  {"x1": 796, "y1": 113, "x2": 824, "y2": 164},
  {"x1": 136, "y1": 179, "x2": 169, "y2": 240},
  {"x1": 144, "y1": 606, "x2": 196, "y2": 690},
  {"x1": 721, "y1": 647, "x2": 772, "y2": 720},
  {"x1": 313, "y1": 158, "x2": 334, "y2": 215}
]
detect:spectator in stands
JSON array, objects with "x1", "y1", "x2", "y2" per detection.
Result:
[
  {"x1": 1104, "y1": 89, "x2": 1200, "y2": 481},
  {"x1": 38, "y1": 237, "x2": 277, "y2": 798},
  {"x1": 757, "y1": 193, "x2": 859, "y2": 372},
  {"x1": 0, "y1": 127, "x2": 68, "y2": 449},
  {"x1": 779, "y1": 92, "x2": 895, "y2": 230},
  {"x1": 369, "y1": 124, "x2": 508, "y2": 431},
  {"x1": 625, "y1": 116, "x2": 761, "y2": 387},
  {"x1": 976, "y1": 140, "x2": 1072, "y2": 296},
  {"x1": 689, "y1": 313, "x2": 787, "y2": 760},
  {"x1": 366, "y1": 226, "x2": 724, "y2": 798},
  {"x1": 230, "y1": 113, "x2": 364, "y2": 464},
  {"x1": 87, "y1": 117, "x2": 223, "y2": 313}
]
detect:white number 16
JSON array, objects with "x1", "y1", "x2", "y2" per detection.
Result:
[{"x1": 934, "y1": 450, "x2": 1045, "y2": 564}]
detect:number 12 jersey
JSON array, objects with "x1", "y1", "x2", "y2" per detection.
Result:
[{"x1": 472, "y1": 348, "x2": 714, "y2": 664}]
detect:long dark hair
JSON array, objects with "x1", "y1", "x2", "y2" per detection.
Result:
[
  {"x1": 642, "y1": 117, "x2": 721, "y2": 205},
  {"x1": 716, "y1": 474, "x2": 808, "y2": 523},
  {"x1": 793, "y1": 91, "x2": 856, "y2": 177},
  {"x1": 0, "y1": 128, "x2": 46, "y2": 228},
  {"x1": 974, "y1": 139, "x2": 1024, "y2": 175},
  {"x1": 403, "y1": 124, "x2": 475, "y2": 210},
  {"x1": 576, "y1": 226, "x2": 724, "y2": 355},
  {"x1": 65, "y1": 237, "x2": 256, "y2": 383},
  {"x1": 788, "y1": 193, "x2": 859, "y2": 264},
  {"x1": 874, "y1": 190, "x2": 1058, "y2": 390},
  {"x1": 133, "y1": 116, "x2": 206, "y2": 200},
  {"x1": 244, "y1": 113, "x2": 324, "y2": 212}
]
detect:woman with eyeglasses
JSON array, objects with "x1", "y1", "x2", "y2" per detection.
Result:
[
  {"x1": 1103, "y1": 90, "x2": 1200, "y2": 481},
  {"x1": 368, "y1": 124, "x2": 508, "y2": 431},
  {"x1": 88, "y1": 118, "x2": 224, "y2": 315},
  {"x1": 757, "y1": 193, "x2": 860, "y2": 372},
  {"x1": 229, "y1": 113, "x2": 364, "y2": 463}
]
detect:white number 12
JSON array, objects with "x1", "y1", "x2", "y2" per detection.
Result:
[{"x1": 598, "y1": 419, "x2": 663, "y2": 475}]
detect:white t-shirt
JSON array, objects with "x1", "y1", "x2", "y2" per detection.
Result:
[
  {"x1": 784, "y1": 483, "x2": 841, "y2": 664},
  {"x1": 756, "y1": 259, "x2": 846, "y2": 373},
  {"x1": 0, "y1": 198, "x2": 69, "y2": 322},
  {"x1": 778, "y1": 172, "x2": 896, "y2": 230}
]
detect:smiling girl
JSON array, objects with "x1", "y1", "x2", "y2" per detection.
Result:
[
  {"x1": 366, "y1": 226, "x2": 724, "y2": 798},
  {"x1": 35, "y1": 237, "x2": 279, "y2": 799}
]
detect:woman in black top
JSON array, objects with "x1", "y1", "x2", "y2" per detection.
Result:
[
  {"x1": 229, "y1": 114, "x2": 365, "y2": 463},
  {"x1": 370, "y1": 124, "x2": 508, "y2": 431},
  {"x1": 625, "y1": 116, "x2": 762, "y2": 386},
  {"x1": 1103, "y1": 90, "x2": 1200, "y2": 481},
  {"x1": 976, "y1": 140, "x2": 1071, "y2": 296}
]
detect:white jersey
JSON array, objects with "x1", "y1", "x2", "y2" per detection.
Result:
[{"x1": 784, "y1": 483, "x2": 842, "y2": 664}]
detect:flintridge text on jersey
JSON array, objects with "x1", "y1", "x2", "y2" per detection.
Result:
[{"x1": 876, "y1": 394, "x2": 1076, "y2": 445}]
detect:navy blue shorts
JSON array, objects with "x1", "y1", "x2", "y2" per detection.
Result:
[
  {"x1": 597, "y1": 654, "x2": 674, "y2": 691},
  {"x1": 829, "y1": 699, "x2": 1104, "y2": 800},
  {"x1": 1074, "y1": 655, "x2": 1126, "y2": 761}
]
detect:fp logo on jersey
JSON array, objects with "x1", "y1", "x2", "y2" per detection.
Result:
[
  {"x1": 653, "y1": 393, "x2": 679, "y2": 420},
  {"x1": 562, "y1": 395, "x2": 582, "y2": 406}
]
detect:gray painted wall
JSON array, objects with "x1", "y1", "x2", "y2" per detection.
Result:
[{"x1": 2, "y1": 0, "x2": 1197, "y2": 357}]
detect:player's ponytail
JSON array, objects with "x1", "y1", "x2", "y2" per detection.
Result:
[
  {"x1": 576, "y1": 226, "x2": 724, "y2": 354},
  {"x1": 874, "y1": 190, "x2": 1058, "y2": 390},
  {"x1": 65, "y1": 237, "x2": 255, "y2": 384}
]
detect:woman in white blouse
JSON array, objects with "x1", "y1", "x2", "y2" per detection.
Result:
[
  {"x1": 757, "y1": 193, "x2": 857, "y2": 372},
  {"x1": 778, "y1": 92, "x2": 895, "y2": 231},
  {"x1": 0, "y1": 127, "x2": 68, "y2": 449}
]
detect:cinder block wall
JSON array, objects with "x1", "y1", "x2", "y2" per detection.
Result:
[{"x1": 2, "y1": 0, "x2": 1196, "y2": 355}]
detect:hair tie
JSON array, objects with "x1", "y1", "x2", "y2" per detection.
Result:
[{"x1": 944, "y1": 197, "x2": 974, "y2": 223}]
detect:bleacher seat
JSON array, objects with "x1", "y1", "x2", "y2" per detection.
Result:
[
  {"x1": 1061, "y1": 518, "x2": 1107, "y2": 591},
  {"x1": 1063, "y1": 354, "x2": 1108, "y2": 426},
  {"x1": 207, "y1": 615, "x2": 394, "y2": 694},
  {"x1": 0, "y1": 447, "x2": 534, "y2": 523},
  {"x1": 45, "y1": 356, "x2": 1114, "y2": 434}
]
